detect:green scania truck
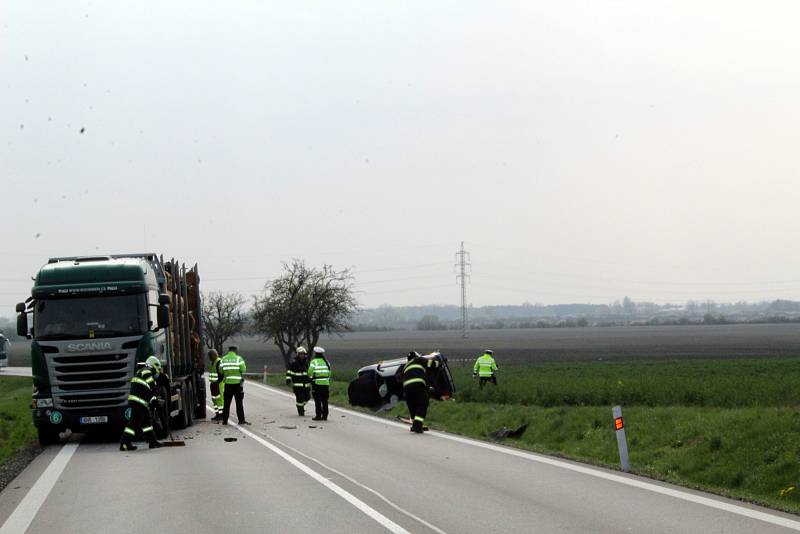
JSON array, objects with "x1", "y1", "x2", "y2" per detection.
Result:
[{"x1": 16, "y1": 253, "x2": 206, "y2": 445}]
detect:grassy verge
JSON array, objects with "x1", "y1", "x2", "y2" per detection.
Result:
[
  {"x1": 261, "y1": 359, "x2": 800, "y2": 514},
  {"x1": 0, "y1": 376, "x2": 36, "y2": 466}
]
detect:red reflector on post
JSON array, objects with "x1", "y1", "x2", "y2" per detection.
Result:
[{"x1": 614, "y1": 417, "x2": 624, "y2": 431}]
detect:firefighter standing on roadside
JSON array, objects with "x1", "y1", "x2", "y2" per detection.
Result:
[
  {"x1": 220, "y1": 345, "x2": 250, "y2": 425},
  {"x1": 208, "y1": 349, "x2": 224, "y2": 420},
  {"x1": 286, "y1": 346, "x2": 311, "y2": 416},
  {"x1": 120, "y1": 355, "x2": 163, "y2": 451},
  {"x1": 308, "y1": 346, "x2": 331, "y2": 421},
  {"x1": 402, "y1": 351, "x2": 440, "y2": 434},
  {"x1": 473, "y1": 349, "x2": 498, "y2": 389}
]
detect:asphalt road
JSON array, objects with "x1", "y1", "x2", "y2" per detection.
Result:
[{"x1": 1, "y1": 381, "x2": 799, "y2": 534}]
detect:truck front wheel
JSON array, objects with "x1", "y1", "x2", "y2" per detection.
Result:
[{"x1": 37, "y1": 427, "x2": 60, "y2": 447}]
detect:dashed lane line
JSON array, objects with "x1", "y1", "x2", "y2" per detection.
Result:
[
  {"x1": 266, "y1": 433, "x2": 448, "y2": 534},
  {"x1": 206, "y1": 406, "x2": 415, "y2": 534}
]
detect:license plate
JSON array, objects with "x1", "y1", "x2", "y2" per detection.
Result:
[{"x1": 80, "y1": 416, "x2": 108, "y2": 424}]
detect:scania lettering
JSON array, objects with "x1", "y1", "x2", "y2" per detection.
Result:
[{"x1": 17, "y1": 254, "x2": 206, "y2": 446}]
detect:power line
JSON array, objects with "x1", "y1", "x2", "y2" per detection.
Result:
[
  {"x1": 358, "y1": 284, "x2": 456, "y2": 296},
  {"x1": 476, "y1": 262, "x2": 800, "y2": 288}
]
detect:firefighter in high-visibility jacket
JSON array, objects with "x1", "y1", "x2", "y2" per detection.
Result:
[
  {"x1": 208, "y1": 349, "x2": 224, "y2": 420},
  {"x1": 308, "y1": 346, "x2": 331, "y2": 421},
  {"x1": 473, "y1": 349, "x2": 498, "y2": 389},
  {"x1": 286, "y1": 346, "x2": 311, "y2": 416},
  {"x1": 119, "y1": 356, "x2": 163, "y2": 451},
  {"x1": 220, "y1": 345, "x2": 250, "y2": 425},
  {"x1": 402, "y1": 351, "x2": 440, "y2": 434}
]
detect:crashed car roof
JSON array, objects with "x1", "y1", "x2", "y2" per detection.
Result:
[{"x1": 358, "y1": 352, "x2": 443, "y2": 377}]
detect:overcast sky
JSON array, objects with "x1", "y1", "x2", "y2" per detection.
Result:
[{"x1": 2, "y1": 1, "x2": 800, "y2": 314}]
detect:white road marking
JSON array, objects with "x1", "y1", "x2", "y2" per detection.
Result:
[
  {"x1": 206, "y1": 406, "x2": 412, "y2": 534},
  {"x1": 0, "y1": 441, "x2": 80, "y2": 534},
  {"x1": 267, "y1": 434, "x2": 449, "y2": 534},
  {"x1": 245, "y1": 381, "x2": 800, "y2": 532}
]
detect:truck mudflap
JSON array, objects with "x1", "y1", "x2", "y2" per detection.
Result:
[{"x1": 348, "y1": 352, "x2": 455, "y2": 409}]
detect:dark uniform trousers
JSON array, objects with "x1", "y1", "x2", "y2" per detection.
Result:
[
  {"x1": 479, "y1": 376, "x2": 498, "y2": 388},
  {"x1": 312, "y1": 384, "x2": 329, "y2": 420},
  {"x1": 293, "y1": 385, "x2": 311, "y2": 415},
  {"x1": 122, "y1": 403, "x2": 158, "y2": 446},
  {"x1": 222, "y1": 382, "x2": 246, "y2": 424},
  {"x1": 404, "y1": 383, "x2": 429, "y2": 431}
]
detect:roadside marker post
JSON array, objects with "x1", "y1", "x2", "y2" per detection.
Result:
[
  {"x1": 263, "y1": 365, "x2": 268, "y2": 384},
  {"x1": 613, "y1": 405, "x2": 630, "y2": 473}
]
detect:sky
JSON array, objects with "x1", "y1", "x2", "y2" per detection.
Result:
[{"x1": 2, "y1": 1, "x2": 800, "y2": 315}]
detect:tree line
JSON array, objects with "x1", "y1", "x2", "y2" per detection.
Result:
[{"x1": 201, "y1": 259, "x2": 357, "y2": 369}]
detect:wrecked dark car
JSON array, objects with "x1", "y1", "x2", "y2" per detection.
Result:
[{"x1": 348, "y1": 351, "x2": 456, "y2": 409}]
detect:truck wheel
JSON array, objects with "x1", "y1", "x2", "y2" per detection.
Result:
[
  {"x1": 194, "y1": 376, "x2": 207, "y2": 419},
  {"x1": 37, "y1": 427, "x2": 60, "y2": 447},
  {"x1": 172, "y1": 386, "x2": 188, "y2": 430},
  {"x1": 185, "y1": 382, "x2": 194, "y2": 428}
]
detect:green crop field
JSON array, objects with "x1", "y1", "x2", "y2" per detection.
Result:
[
  {"x1": 263, "y1": 357, "x2": 800, "y2": 514},
  {"x1": 0, "y1": 376, "x2": 37, "y2": 467}
]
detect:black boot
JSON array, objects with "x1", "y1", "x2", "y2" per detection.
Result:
[
  {"x1": 120, "y1": 442, "x2": 137, "y2": 451},
  {"x1": 149, "y1": 441, "x2": 162, "y2": 449},
  {"x1": 297, "y1": 407, "x2": 304, "y2": 416},
  {"x1": 312, "y1": 416, "x2": 322, "y2": 421}
]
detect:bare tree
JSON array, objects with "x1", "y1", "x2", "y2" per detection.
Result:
[
  {"x1": 252, "y1": 260, "x2": 358, "y2": 369},
  {"x1": 201, "y1": 292, "x2": 247, "y2": 354}
]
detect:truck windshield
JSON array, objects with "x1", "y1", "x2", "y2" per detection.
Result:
[{"x1": 34, "y1": 294, "x2": 148, "y2": 340}]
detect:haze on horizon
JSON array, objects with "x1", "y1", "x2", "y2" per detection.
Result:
[{"x1": 2, "y1": 1, "x2": 800, "y2": 316}]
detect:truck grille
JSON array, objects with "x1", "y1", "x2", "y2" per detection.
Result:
[{"x1": 49, "y1": 352, "x2": 133, "y2": 409}]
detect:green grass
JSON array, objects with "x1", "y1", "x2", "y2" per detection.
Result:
[
  {"x1": 261, "y1": 359, "x2": 800, "y2": 514},
  {"x1": 450, "y1": 358, "x2": 800, "y2": 407},
  {"x1": 0, "y1": 376, "x2": 37, "y2": 466}
]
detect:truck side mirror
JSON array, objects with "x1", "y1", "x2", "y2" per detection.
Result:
[
  {"x1": 157, "y1": 305, "x2": 170, "y2": 330},
  {"x1": 16, "y1": 303, "x2": 29, "y2": 338}
]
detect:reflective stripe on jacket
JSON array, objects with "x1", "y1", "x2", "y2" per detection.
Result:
[
  {"x1": 208, "y1": 357, "x2": 221, "y2": 383},
  {"x1": 221, "y1": 351, "x2": 246, "y2": 384},
  {"x1": 308, "y1": 357, "x2": 331, "y2": 386},
  {"x1": 128, "y1": 367, "x2": 157, "y2": 406},
  {"x1": 473, "y1": 354, "x2": 497, "y2": 377},
  {"x1": 287, "y1": 358, "x2": 310, "y2": 388},
  {"x1": 402, "y1": 356, "x2": 440, "y2": 389}
]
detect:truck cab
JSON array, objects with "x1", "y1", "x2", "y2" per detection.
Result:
[{"x1": 16, "y1": 254, "x2": 205, "y2": 445}]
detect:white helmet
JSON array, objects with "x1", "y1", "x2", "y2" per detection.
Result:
[
  {"x1": 145, "y1": 355, "x2": 162, "y2": 374},
  {"x1": 296, "y1": 346, "x2": 308, "y2": 355},
  {"x1": 313, "y1": 346, "x2": 325, "y2": 355}
]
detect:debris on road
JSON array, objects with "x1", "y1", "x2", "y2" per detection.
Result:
[
  {"x1": 224, "y1": 437, "x2": 238, "y2": 442},
  {"x1": 279, "y1": 425, "x2": 298, "y2": 430},
  {"x1": 488, "y1": 424, "x2": 528, "y2": 441}
]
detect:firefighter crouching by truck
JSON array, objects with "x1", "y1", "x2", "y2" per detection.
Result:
[
  {"x1": 286, "y1": 346, "x2": 311, "y2": 416},
  {"x1": 119, "y1": 356, "x2": 163, "y2": 451},
  {"x1": 402, "y1": 351, "x2": 440, "y2": 434}
]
